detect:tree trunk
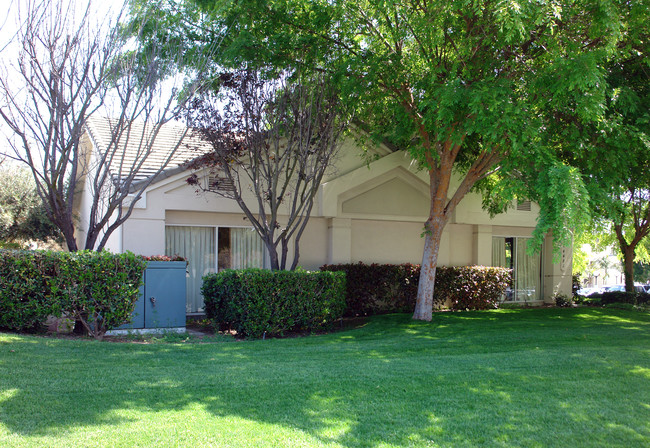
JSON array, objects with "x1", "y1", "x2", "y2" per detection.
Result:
[
  {"x1": 266, "y1": 238, "x2": 280, "y2": 270},
  {"x1": 622, "y1": 245, "x2": 636, "y2": 293},
  {"x1": 60, "y1": 220, "x2": 78, "y2": 252},
  {"x1": 412, "y1": 218, "x2": 445, "y2": 321}
]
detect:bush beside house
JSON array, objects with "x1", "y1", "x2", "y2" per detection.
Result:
[
  {"x1": 319, "y1": 263, "x2": 420, "y2": 316},
  {"x1": 202, "y1": 269, "x2": 346, "y2": 338},
  {"x1": 590, "y1": 291, "x2": 650, "y2": 306},
  {"x1": 0, "y1": 250, "x2": 146, "y2": 338},
  {"x1": 0, "y1": 251, "x2": 56, "y2": 331},
  {"x1": 321, "y1": 262, "x2": 511, "y2": 315}
]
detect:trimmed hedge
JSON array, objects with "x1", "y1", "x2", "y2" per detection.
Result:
[
  {"x1": 435, "y1": 265, "x2": 512, "y2": 310},
  {"x1": 49, "y1": 251, "x2": 146, "y2": 339},
  {"x1": 320, "y1": 262, "x2": 511, "y2": 315},
  {"x1": 202, "y1": 269, "x2": 346, "y2": 339},
  {"x1": 0, "y1": 251, "x2": 57, "y2": 331},
  {"x1": 0, "y1": 250, "x2": 146, "y2": 338},
  {"x1": 591, "y1": 291, "x2": 650, "y2": 306},
  {"x1": 319, "y1": 263, "x2": 419, "y2": 316}
]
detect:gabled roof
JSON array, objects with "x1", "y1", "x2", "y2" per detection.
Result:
[
  {"x1": 83, "y1": 117, "x2": 397, "y2": 190},
  {"x1": 84, "y1": 117, "x2": 212, "y2": 184}
]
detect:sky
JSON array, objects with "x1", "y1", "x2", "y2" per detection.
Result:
[
  {"x1": 0, "y1": 0, "x2": 129, "y2": 159},
  {"x1": 0, "y1": 0, "x2": 125, "y2": 54}
]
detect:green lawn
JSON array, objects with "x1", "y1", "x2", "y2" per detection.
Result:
[{"x1": 1, "y1": 308, "x2": 649, "y2": 447}]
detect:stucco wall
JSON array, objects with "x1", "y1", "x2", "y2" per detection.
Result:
[
  {"x1": 110, "y1": 143, "x2": 571, "y2": 302},
  {"x1": 350, "y1": 219, "x2": 425, "y2": 265}
]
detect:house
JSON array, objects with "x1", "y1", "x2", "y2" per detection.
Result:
[
  {"x1": 578, "y1": 244, "x2": 624, "y2": 288},
  {"x1": 76, "y1": 118, "x2": 573, "y2": 314}
]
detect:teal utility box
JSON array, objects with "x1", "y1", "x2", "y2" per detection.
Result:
[{"x1": 117, "y1": 261, "x2": 187, "y2": 332}]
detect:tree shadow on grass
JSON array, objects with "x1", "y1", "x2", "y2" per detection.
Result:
[{"x1": 1, "y1": 308, "x2": 649, "y2": 447}]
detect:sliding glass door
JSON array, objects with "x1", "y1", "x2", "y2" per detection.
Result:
[
  {"x1": 166, "y1": 226, "x2": 267, "y2": 313},
  {"x1": 492, "y1": 237, "x2": 541, "y2": 302}
]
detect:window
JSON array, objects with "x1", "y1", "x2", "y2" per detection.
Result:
[
  {"x1": 166, "y1": 226, "x2": 267, "y2": 313},
  {"x1": 492, "y1": 237, "x2": 541, "y2": 302}
]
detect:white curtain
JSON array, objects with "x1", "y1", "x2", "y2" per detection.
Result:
[
  {"x1": 492, "y1": 238, "x2": 507, "y2": 268},
  {"x1": 231, "y1": 228, "x2": 268, "y2": 269},
  {"x1": 165, "y1": 226, "x2": 215, "y2": 313},
  {"x1": 515, "y1": 238, "x2": 541, "y2": 302}
]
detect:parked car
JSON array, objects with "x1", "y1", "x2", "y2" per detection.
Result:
[
  {"x1": 577, "y1": 286, "x2": 602, "y2": 296},
  {"x1": 602, "y1": 284, "x2": 646, "y2": 293}
]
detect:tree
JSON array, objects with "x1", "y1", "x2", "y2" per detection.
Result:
[
  {"x1": 185, "y1": 70, "x2": 350, "y2": 270},
  {"x1": 0, "y1": 164, "x2": 61, "y2": 247},
  {"x1": 0, "y1": 0, "x2": 204, "y2": 251},
  {"x1": 633, "y1": 259, "x2": 650, "y2": 285},
  {"x1": 567, "y1": 2, "x2": 649, "y2": 292},
  {"x1": 139, "y1": 0, "x2": 622, "y2": 320}
]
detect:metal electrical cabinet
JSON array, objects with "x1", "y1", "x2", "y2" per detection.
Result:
[{"x1": 118, "y1": 261, "x2": 187, "y2": 331}]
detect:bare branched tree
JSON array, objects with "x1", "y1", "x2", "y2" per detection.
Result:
[
  {"x1": 0, "y1": 0, "x2": 206, "y2": 251},
  {"x1": 186, "y1": 70, "x2": 350, "y2": 270}
]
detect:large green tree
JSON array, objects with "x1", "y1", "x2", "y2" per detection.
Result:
[
  {"x1": 566, "y1": 1, "x2": 649, "y2": 292},
  {"x1": 137, "y1": 0, "x2": 623, "y2": 320}
]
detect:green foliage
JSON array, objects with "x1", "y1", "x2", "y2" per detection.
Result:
[
  {"x1": 633, "y1": 261, "x2": 650, "y2": 283},
  {"x1": 0, "y1": 250, "x2": 146, "y2": 338},
  {"x1": 593, "y1": 291, "x2": 650, "y2": 306},
  {"x1": 320, "y1": 263, "x2": 420, "y2": 316},
  {"x1": 566, "y1": 7, "x2": 650, "y2": 288},
  {"x1": 555, "y1": 294, "x2": 573, "y2": 308},
  {"x1": 572, "y1": 274, "x2": 582, "y2": 298},
  {"x1": 0, "y1": 251, "x2": 58, "y2": 331},
  {"x1": 0, "y1": 165, "x2": 60, "y2": 246},
  {"x1": 48, "y1": 251, "x2": 147, "y2": 340},
  {"x1": 321, "y1": 263, "x2": 511, "y2": 314},
  {"x1": 135, "y1": 0, "x2": 623, "y2": 318},
  {"x1": 587, "y1": 291, "x2": 648, "y2": 306},
  {"x1": 202, "y1": 269, "x2": 346, "y2": 338},
  {"x1": 435, "y1": 266, "x2": 513, "y2": 311}
]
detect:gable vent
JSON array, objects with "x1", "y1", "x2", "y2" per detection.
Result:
[
  {"x1": 516, "y1": 200, "x2": 532, "y2": 212},
  {"x1": 208, "y1": 175, "x2": 235, "y2": 193}
]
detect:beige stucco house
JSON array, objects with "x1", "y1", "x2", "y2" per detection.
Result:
[{"x1": 76, "y1": 119, "x2": 573, "y2": 314}]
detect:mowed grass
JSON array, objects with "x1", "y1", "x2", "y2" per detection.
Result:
[{"x1": 0, "y1": 308, "x2": 649, "y2": 448}]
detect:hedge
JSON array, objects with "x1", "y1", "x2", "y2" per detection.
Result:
[
  {"x1": 202, "y1": 269, "x2": 346, "y2": 339},
  {"x1": 48, "y1": 251, "x2": 146, "y2": 339},
  {"x1": 320, "y1": 262, "x2": 511, "y2": 315},
  {"x1": 590, "y1": 291, "x2": 650, "y2": 306},
  {"x1": 434, "y1": 265, "x2": 512, "y2": 311},
  {"x1": 0, "y1": 250, "x2": 146, "y2": 339},
  {"x1": 0, "y1": 251, "x2": 56, "y2": 331}
]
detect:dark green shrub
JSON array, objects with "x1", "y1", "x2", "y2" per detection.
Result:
[
  {"x1": 48, "y1": 251, "x2": 146, "y2": 339},
  {"x1": 0, "y1": 250, "x2": 59, "y2": 331},
  {"x1": 594, "y1": 291, "x2": 650, "y2": 306},
  {"x1": 572, "y1": 274, "x2": 581, "y2": 298},
  {"x1": 554, "y1": 294, "x2": 573, "y2": 307},
  {"x1": 638, "y1": 293, "x2": 650, "y2": 305},
  {"x1": 202, "y1": 269, "x2": 346, "y2": 339},
  {"x1": 320, "y1": 263, "x2": 419, "y2": 316},
  {"x1": 0, "y1": 250, "x2": 146, "y2": 338},
  {"x1": 320, "y1": 263, "x2": 511, "y2": 314}
]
